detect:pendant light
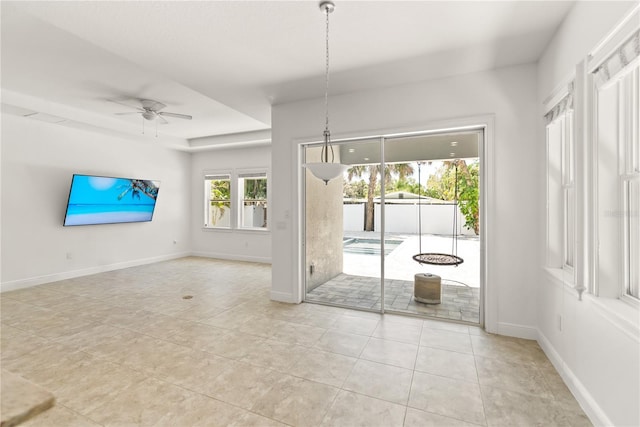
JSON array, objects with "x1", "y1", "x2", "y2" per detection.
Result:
[{"x1": 304, "y1": 0, "x2": 347, "y2": 185}]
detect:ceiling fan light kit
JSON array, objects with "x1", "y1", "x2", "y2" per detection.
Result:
[
  {"x1": 304, "y1": 0, "x2": 347, "y2": 185},
  {"x1": 113, "y1": 98, "x2": 192, "y2": 137},
  {"x1": 142, "y1": 110, "x2": 156, "y2": 121}
]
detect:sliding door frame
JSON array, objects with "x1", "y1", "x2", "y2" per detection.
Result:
[{"x1": 298, "y1": 116, "x2": 493, "y2": 330}]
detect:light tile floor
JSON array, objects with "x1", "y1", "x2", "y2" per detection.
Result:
[
  {"x1": 307, "y1": 274, "x2": 480, "y2": 323},
  {"x1": 1, "y1": 257, "x2": 590, "y2": 427}
]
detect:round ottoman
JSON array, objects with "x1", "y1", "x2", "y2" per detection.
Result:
[{"x1": 414, "y1": 273, "x2": 442, "y2": 304}]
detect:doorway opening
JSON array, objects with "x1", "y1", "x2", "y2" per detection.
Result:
[{"x1": 303, "y1": 128, "x2": 483, "y2": 325}]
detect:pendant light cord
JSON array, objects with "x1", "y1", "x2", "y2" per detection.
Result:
[
  {"x1": 324, "y1": 4, "x2": 330, "y2": 134},
  {"x1": 321, "y1": 3, "x2": 334, "y2": 163}
]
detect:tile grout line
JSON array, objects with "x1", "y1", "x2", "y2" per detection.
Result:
[
  {"x1": 471, "y1": 334, "x2": 490, "y2": 426},
  {"x1": 1, "y1": 258, "x2": 587, "y2": 427}
]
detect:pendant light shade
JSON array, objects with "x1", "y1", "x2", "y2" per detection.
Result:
[
  {"x1": 304, "y1": 162, "x2": 346, "y2": 185},
  {"x1": 304, "y1": 0, "x2": 346, "y2": 185}
]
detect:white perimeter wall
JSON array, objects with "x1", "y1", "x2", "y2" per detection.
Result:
[
  {"x1": 190, "y1": 145, "x2": 271, "y2": 263},
  {"x1": 536, "y1": 2, "x2": 639, "y2": 426},
  {"x1": 344, "y1": 203, "x2": 475, "y2": 236},
  {"x1": 0, "y1": 114, "x2": 191, "y2": 291},
  {"x1": 374, "y1": 204, "x2": 475, "y2": 236},
  {"x1": 343, "y1": 204, "x2": 364, "y2": 231},
  {"x1": 272, "y1": 62, "x2": 539, "y2": 336}
]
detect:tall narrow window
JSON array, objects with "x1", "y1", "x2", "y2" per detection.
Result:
[
  {"x1": 563, "y1": 112, "x2": 575, "y2": 269},
  {"x1": 626, "y1": 178, "x2": 640, "y2": 298},
  {"x1": 238, "y1": 172, "x2": 268, "y2": 229},
  {"x1": 204, "y1": 174, "x2": 231, "y2": 228},
  {"x1": 545, "y1": 83, "x2": 575, "y2": 278},
  {"x1": 591, "y1": 30, "x2": 639, "y2": 300},
  {"x1": 621, "y1": 64, "x2": 640, "y2": 299}
]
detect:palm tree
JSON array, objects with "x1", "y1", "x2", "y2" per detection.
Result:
[
  {"x1": 347, "y1": 165, "x2": 377, "y2": 231},
  {"x1": 117, "y1": 179, "x2": 159, "y2": 201},
  {"x1": 388, "y1": 163, "x2": 414, "y2": 185},
  {"x1": 346, "y1": 163, "x2": 414, "y2": 231}
]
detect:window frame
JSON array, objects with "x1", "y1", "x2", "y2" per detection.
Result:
[
  {"x1": 587, "y1": 26, "x2": 640, "y2": 305},
  {"x1": 544, "y1": 85, "x2": 576, "y2": 286},
  {"x1": 562, "y1": 111, "x2": 576, "y2": 273},
  {"x1": 203, "y1": 171, "x2": 233, "y2": 229},
  {"x1": 237, "y1": 169, "x2": 269, "y2": 231},
  {"x1": 202, "y1": 168, "x2": 271, "y2": 232},
  {"x1": 621, "y1": 62, "x2": 640, "y2": 302},
  {"x1": 623, "y1": 175, "x2": 640, "y2": 301}
]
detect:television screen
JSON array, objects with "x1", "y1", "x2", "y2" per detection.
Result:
[{"x1": 63, "y1": 174, "x2": 160, "y2": 226}]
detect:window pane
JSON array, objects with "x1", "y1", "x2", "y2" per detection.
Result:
[
  {"x1": 564, "y1": 112, "x2": 574, "y2": 185},
  {"x1": 564, "y1": 186, "x2": 575, "y2": 268},
  {"x1": 205, "y1": 178, "x2": 231, "y2": 228},
  {"x1": 547, "y1": 119, "x2": 564, "y2": 268},
  {"x1": 627, "y1": 179, "x2": 639, "y2": 298},
  {"x1": 596, "y1": 81, "x2": 622, "y2": 296},
  {"x1": 239, "y1": 176, "x2": 267, "y2": 229},
  {"x1": 628, "y1": 67, "x2": 639, "y2": 174}
]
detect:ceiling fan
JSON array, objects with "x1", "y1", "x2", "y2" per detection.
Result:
[{"x1": 112, "y1": 99, "x2": 192, "y2": 124}]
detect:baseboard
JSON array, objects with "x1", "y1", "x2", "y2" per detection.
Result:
[
  {"x1": 537, "y1": 330, "x2": 613, "y2": 427},
  {"x1": 270, "y1": 290, "x2": 298, "y2": 303},
  {"x1": 496, "y1": 321, "x2": 538, "y2": 340},
  {"x1": 1, "y1": 252, "x2": 190, "y2": 293},
  {"x1": 536, "y1": 331, "x2": 563, "y2": 371},
  {"x1": 190, "y1": 251, "x2": 271, "y2": 265}
]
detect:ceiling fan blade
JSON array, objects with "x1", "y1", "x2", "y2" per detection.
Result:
[
  {"x1": 114, "y1": 112, "x2": 142, "y2": 115},
  {"x1": 159, "y1": 111, "x2": 192, "y2": 120},
  {"x1": 141, "y1": 99, "x2": 166, "y2": 112},
  {"x1": 157, "y1": 115, "x2": 169, "y2": 125},
  {"x1": 107, "y1": 98, "x2": 144, "y2": 111}
]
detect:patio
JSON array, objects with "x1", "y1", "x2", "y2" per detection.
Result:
[{"x1": 306, "y1": 233, "x2": 480, "y2": 323}]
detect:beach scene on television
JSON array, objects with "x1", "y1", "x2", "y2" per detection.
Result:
[{"x1": 64, "y1": 175, "x2": 160, "y2": 226}]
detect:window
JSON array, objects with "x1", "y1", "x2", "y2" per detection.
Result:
[
  {"x1": 545, "y1": 84, "x2": 575, "y2": 278},
  {"x1": 204, "y1": 173, "x2": 231, "y2": 228},
  {"x1": 563, "y1": 112, "x2": 575, "y2": 269},
  {"x1": 203, "y1": 170, "x2": 269, "y2": 231},
  {"x1": 238, "y1": 172, "x2": 268, "y2": 229},
  {"x1": 590, "y1": 30, "x2": 639, "y2": 300},
  {"x1": 620, "y1": 64, "x2": 640, "y2": 299},
  {"x1": 625, "y1": 178, "x2": 639, "y2": 298}
]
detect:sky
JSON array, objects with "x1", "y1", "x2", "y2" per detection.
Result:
[{"x1": 68, "y1": 175, "x2": 155, "y2": 205}]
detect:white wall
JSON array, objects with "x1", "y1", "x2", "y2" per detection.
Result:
[
  {"x1": 343, "y1": 203, "x2": 474, "y2": 235},
  {"x1": 190, "y1": 146, "x2": 271, "y2": 263},
  {"x1": 536, "y1": 2, "x2": 639, "y2": 426},
  {"x1": 372, "y1": 204, "x2": 475, "y2": 236},
  {"x1": 1, "y1": 114, "x2": 191, "y2": 290},
  {"x1": 272, "y1": 63, "x2": 539, "y2": 336},
  {"x1": 343, "y1": 204, "x2": 364, "y2": 231}
]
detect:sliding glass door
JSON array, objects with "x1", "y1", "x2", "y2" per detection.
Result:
[
  {"x1": 303, "y1": 130, "x2": 482, "y2": 324},
  {"x1": 382, "y1": 134, "x2": 481, "y2": 322}
]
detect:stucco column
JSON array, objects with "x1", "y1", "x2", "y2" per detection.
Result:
[{"x1": 305, "y1": 145, "x2": 344, "y2": 291}]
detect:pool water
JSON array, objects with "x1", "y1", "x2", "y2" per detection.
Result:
[{"x1": 343, "y1": 238, "x2": 403, "y2": 256}]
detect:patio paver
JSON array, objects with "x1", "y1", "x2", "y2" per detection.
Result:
[{"x1": 307, "y1": 274, "x2": 480, "y2": 323}]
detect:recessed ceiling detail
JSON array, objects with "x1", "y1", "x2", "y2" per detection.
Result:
[{"x1": 1, "y1": 1, "x2": 575, "y2": 148}]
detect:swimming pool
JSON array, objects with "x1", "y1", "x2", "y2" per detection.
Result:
[{"x1": 343, "y1": 238, "x2": 403, "y2": 256}]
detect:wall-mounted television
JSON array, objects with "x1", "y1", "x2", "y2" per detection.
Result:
[{"x1": 63, "y1": 174, "x2": 160, "y2": 226}]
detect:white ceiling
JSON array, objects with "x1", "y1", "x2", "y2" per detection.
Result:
[{"x1": 1, "y1": 1, "x2": 575, "y2": 149}]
